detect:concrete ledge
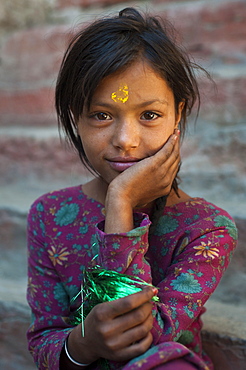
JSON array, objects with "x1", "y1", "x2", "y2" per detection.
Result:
[
  {"x1": 202, "y1": 299, "x2": 246, "y2": 370},
  {"x1": 202, "y1": 330, "x2": 246, "y2": 370},
  {"x1": 0, "y1": 301, "x2": 35, "y2": 370}
]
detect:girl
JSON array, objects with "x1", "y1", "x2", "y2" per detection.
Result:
[{"x1": 26, "y1": 8, "x2": 238, "y2": 370}]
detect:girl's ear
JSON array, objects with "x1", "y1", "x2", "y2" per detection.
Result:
[{"x1": 175, "y1": 101, "x2": 185, "y2": 128}]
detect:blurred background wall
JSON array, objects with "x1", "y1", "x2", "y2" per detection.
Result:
[{"x1": 0, "y1": 0, "x2": 245, "y2": 369}]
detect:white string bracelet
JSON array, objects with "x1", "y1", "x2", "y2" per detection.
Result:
[{"x1": 64, "y1": 338, "x2": 91, "y2": 367}]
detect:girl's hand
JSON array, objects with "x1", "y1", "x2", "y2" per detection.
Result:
[
  {"x1": 66, "y1": 287, "x2": 155, "y2": 365},
  {"x1": 111, "y1": 131, "x2": 180, "y2": 208},
  {"x1": 105, "y1": 131, "x2": 180, "y2": 233}
]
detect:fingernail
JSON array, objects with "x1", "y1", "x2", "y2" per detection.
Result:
[
  {"x1": 175, "y1": 129, "x2": 180, "y2": 136},
  {"x1": 152, "y1": 287, "x2": 158, "y2": 295}
]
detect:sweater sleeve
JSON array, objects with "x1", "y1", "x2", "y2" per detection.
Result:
[
  {"x1": 26, "y1": 199, "x2": 73, "y2": 369},
  {"x1": 150, "y1": 214, "x2": 238, "y2": 354},
  {"x1": 95, "y1": 212, "x2": 153, "y2": 284}
]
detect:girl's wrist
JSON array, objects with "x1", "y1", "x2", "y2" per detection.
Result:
[
  {"x1": 66, "y1": 326, "x2": 97, "y2": 366},
  {"x1": 107, "y1": 179, "x2": 136, "y2": 207},
  {"x1": 64, "y1": 338, "x2": 91, "y2": 367},
  {"x1": 105, "y1": 189, "x2": 134, "y2": 233}
]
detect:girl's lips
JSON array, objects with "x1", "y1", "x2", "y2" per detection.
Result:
[{"x1": 107, "y1": 158, "x2": 140, "y2": 172}]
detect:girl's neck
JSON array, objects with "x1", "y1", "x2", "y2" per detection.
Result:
[
  {"x1": 82, "y1": 177, "x2": 108, "y2": 205},
  {"x1": 82, "y1": 177, "x2": 191, "y2": 208}
]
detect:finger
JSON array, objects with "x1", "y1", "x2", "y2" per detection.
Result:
[
  {"x1": 111, "y1": 332, "x2": 153, "y2": 362},
  {"x1": 157, "y1": 139, "x2": 180, "y2": 181},
  {"x1": 105, "y1": 309, "x2": 153, "y2": 353},
  {"x1": 121, "y1": 309, "x2": 154, "y2": 343},
  {"x1": 154, "y1": 132, "x2": 179, "y2": 164},
  {"x1": 99, "y1": 287, "x2": 156, "y2": 319},
  {"x1": 113, "y1": 300, "x2": 153, "y2": 333},
  {"x1": 166, "y1": 131, "x2": 180, "y2": 159},
  {"x1": 162, "y1": 131, "x2": 179, "y2": 152},
  {"x1": 163, "y1": 143, "x2": 180, "y2": 173},
  {"x1": 164, "y1": 159, "x2": 180, "y2": 192},
  {"x1": 163, "y1": 153, "x2": 181, "y2": 184}
]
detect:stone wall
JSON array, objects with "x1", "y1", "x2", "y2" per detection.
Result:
[{"x1": 0, "y1": 0, "x2": 245, "y2": 369}]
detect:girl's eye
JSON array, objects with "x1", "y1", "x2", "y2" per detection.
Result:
[
  {"x1": 141, "y1": 112, "x2": 160, "y2": 120},
  {"x1": 93, "y1": 112, "x2": 111, "y2": 121}
]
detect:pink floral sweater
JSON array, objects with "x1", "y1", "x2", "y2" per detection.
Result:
[{"x1": 26, "y1": 185, "x2": 237, "y2": 370}]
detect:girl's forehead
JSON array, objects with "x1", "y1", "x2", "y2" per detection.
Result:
[{"x1": 91, "y1": 62, "x2": 173, "y2": 106}]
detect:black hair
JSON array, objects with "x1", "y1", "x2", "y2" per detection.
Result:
[{"x1": 55, "y1": 8, "x2": 207, "y2": 233}]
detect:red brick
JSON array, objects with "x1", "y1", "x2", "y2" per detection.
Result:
[
  {"x1": 198, "y1": 76, "x2": 246, "y2": 122},
  {"x1": 0, "y1": 136, "x2": 88, "y2": 181},
  {"x1": 56, "y1": 0, "x2": 132, "y2": 9},
  {"x1": 1, "y1": 25, "x2": 71, "y2": 87},
  {"x1": 0, "y1": 87, "x2": 56, "y2": 126},
  {"x1": 56, "y1": 0, "x2": 195, "y2": 8},
  {"x1": 155, "y1": 1, "x2": 246, "y2": 61},
  {"x1": 0, "y1": 87, "x2": 55, "y2": 115}
]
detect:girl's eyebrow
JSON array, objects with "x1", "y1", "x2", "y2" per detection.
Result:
[
  {"x1": 90, "y1": 99, "x2": 169, "y2": 108},
  {"x1": 135, "y1": 99, "x2": 169, "y2": 108}
]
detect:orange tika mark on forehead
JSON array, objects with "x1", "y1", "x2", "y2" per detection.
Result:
[{"x1": 111, "y1": 85, "x2": 129, "y2": 103}]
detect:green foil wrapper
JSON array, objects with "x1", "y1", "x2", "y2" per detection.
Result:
[{"x1": 71, "y1": 266, "x2": 159, "y2": 334}]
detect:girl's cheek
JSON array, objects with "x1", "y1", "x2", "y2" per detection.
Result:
[{"x1": 148, "y1": 128, "x2": 173, "y2": 151}]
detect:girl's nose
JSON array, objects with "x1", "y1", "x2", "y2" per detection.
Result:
[{"x1": 112, "y1": 120, "x2": 140, "y2": 151}]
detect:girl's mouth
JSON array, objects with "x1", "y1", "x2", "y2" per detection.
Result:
[{"x1": 107, "y1": 157, "x2": 141, "y2": 172}]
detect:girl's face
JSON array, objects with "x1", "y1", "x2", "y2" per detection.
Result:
[{"x1": 78, "y1": 60, "x2": 183, "y2": 185}]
